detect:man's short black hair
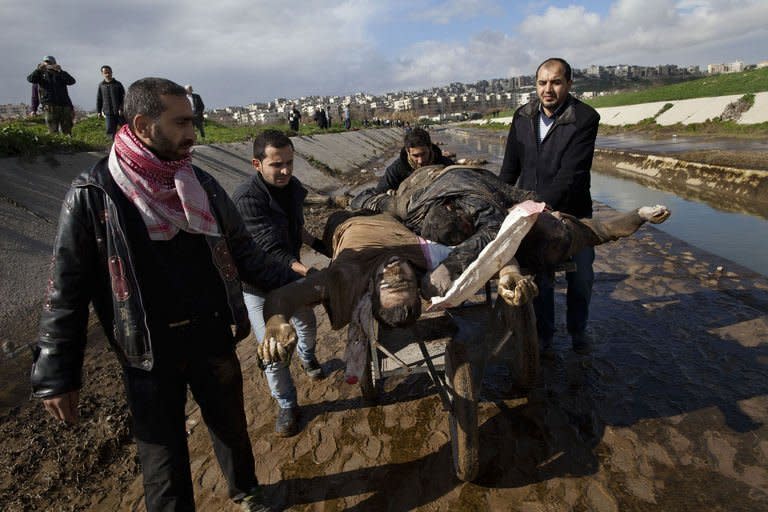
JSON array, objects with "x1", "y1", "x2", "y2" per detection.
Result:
[
  {"x1": 370, "y1": 259, "x2": 422, "y2": 327},
  {"x1": 253, "y1": 129, "x2": 294, "y2": 159},
  {"x1": 101, "y1": 65, "x2": 112, "y2": 73},
  {"x1": 404, "y1": 127, "x2": 432, "y2": 149},
  {"x1": 123, "y1": 77, "x2": 187, "y2": 128},
  {"x1": 536, "y1": 57, "x2": 572, "y2": 82},
  {"x1": 421, "y1": 201, "x2": 475, "y2": 246}
]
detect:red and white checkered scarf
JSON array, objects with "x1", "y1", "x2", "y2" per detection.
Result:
[{"x1": 108, "y1": 124, "x2": 219, "y2": 240}]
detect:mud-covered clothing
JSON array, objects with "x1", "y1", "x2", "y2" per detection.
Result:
[
  {"x1": 375, "y1": 164, "x2": 651, "y2": 280},
  {"x1": 96, "y1": 79, "x2": 125, "y2": 116},
  {"x1": 373, "y1": 143, "x2": 454, "y2": 194},
  {"x1": 264, "y1": 213, "x2": 428, "y2": 331},
  {"x1": 231, "y1": 174, "x2": 307, "y2": 294},
  {"x1": 27, "y1": 66, "x2": 76, "y2": 107},
  {"x1": 499, "y1": 94, "x2": 599, "y2": 218},
  {"x1": 30, "y1": 157, "x2": 298, "y2": 398},
  {"x1": 383, "y1": 166, "x2": 534, "y2": 280},
  {"x1": 322, "y1": 214, "x2": 427, "y2": 329}
]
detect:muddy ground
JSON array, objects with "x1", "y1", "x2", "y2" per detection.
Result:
[{"x1": 1, "y1": 134, "x2": 767, "y2": 511}]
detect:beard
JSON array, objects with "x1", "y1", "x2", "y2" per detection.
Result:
[{"x1": 150, "y1": 126, "x2": 193, "y2": 161}]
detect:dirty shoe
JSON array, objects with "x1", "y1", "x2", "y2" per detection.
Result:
[
  {"x1": 275, "y1": 406, "x2": 299, "y2": 437},
  {"x1": 301, "y1": 356, "x2": 325, "y2": 380}
]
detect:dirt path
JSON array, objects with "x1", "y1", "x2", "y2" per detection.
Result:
[
  {"x1": 1, "y1": 130, "x2": 767, "y2": 511},
  {"x1": 3, "y1": 200, "x2": 767, "y2": 511}
]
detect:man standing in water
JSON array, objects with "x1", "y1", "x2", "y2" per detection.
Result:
[{"x1": 499, "y1": 57, "x2": 600, "y2": 357}]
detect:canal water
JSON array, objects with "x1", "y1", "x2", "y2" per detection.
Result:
[{"x1": 437, "y1": 128, "x2": 768, "y2": 277}]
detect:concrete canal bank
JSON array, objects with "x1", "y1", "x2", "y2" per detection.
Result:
[{"x1": 592, "y1": 148, "x2": 768, "y2": 219}]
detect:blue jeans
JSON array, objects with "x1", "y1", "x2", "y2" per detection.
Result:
[
  {"x1": 243, "y1": 291, "x2": 317, "y2": 409},
  {"x1": 533, "y1": 246, "x2": 595, "y2": 342},
  {"x1": 104, "y1": 114, "x2": 124, "y2": 138}
]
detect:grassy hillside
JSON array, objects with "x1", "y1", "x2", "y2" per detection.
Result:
[
  {"x1": 0, "y1": 115, "x2": 359, "y2": 158},
  {"x1": 585, "y1": 67, "x2": 768, "y2": 108}
]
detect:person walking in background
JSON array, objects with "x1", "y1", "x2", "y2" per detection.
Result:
[
  {"x1": 29, "y1": 84, "x2": 39, "y2": 116},
  {"x1": 288, "y1": 104, "x2": 301, "y2": 131},
  {"x1": 232, "y1": 130, "x2": 327, "y2": 438},
  {"x1": 185, "y1": 84, "x2": 206, "y2": 139},
  {"x1": 31, "y1": 77, "x2": 295, "y2": 512},
  {"x1": 96, "y1": 65, "x2": 125, "y2": 139},
  {"x1": 343, "y1": 104, "x2": 351, "y2": 130},
  {"x1": 499, "y1": 57, "x2": 601, "y2": 357},
  {"x1": 27, "y1": 56, "x2": 76, "y2": 135},
  {"x1": 373, "y1": 127, "x2": 454, "y2": 194}
]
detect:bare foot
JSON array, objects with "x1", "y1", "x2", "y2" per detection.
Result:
[{"x1": 638, "y1": 205, "x2": 671, "y2": 224}]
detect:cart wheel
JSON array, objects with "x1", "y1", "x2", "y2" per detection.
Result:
[
  {"x1": 497, "y1": 298, "x2": 539, "y2": 389},
  {"x1": 446, "y1": 341, "x2": 479, "y2": 482},
  {"x1": 359, "y1": 342, "x2": 379, "y2": 402}
]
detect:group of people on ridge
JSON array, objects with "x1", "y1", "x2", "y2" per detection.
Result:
[
  {"x1": 30, "y1": 58, "x2": 670, "y2": 512},
  {"x1": 27, "y1": 57, "x2": 206, "y2": 140}
]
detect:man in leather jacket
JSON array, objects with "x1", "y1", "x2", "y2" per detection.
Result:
[{"x1": 30, "y1": 77, "x2": 288, "y2": 512}]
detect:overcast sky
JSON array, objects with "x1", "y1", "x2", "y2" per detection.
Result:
[{"x1": 2, "y1": 0, "x2": 766, "y2": 110}]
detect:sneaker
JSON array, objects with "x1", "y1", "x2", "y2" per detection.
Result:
[
  {"x1": 571, "y1": 332, "x2": 593, "y2": 355},
  {"x1": 239, "y1": 487, "x2": 272, "y2": 512},
  {"x1": 301, "y1": 356, "x2": 325, "y2": 380},
  {"x1": 275, "y1": 406, "x2": 299, "y2": 437}
]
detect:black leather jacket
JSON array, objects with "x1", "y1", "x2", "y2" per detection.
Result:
[{"x1": 30, "y1": 158, "x2": 298, "y2": 398}]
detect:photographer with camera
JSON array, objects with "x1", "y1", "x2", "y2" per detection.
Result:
[{"x1": 27, "y1": 56, "x2": 76, "y2": 135}]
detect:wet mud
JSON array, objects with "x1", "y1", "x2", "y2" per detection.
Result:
[
  {"x1": 3, "y1": 203, "x2": 766, "y2": 511},
  {"x1": 1, "y1": 132, "x2": 767, "y2": 511}
]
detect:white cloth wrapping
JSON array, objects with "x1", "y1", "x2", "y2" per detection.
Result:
[{"x1": 429, "y1": 200, "x2": 545, "y2": 310}]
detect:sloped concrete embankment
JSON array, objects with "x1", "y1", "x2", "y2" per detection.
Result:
[
  {"x1": 592, "y1": 148, "x2": 768, "y2": 218},
  {"x1": 0, "y1": 128, "x2": 403, "y2": 352}
]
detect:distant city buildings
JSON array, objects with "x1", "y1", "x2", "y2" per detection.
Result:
[
  {"x1": 0, "y1": 103, "x2": 28, "y2": 119},
  {"x1": 707, "y1": 60, "x2": 745, "y2": 74},
  {"x1": 1, "y1": 59, "x2": 764, "y2": 122}
]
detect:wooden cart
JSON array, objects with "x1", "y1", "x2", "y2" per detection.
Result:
[{"x1": 358, "y1": 281, "x2": 540, "y2": 481}]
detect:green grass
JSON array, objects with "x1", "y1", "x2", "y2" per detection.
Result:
[
  {"x1": 0, "y1": 117, "x2": 98, "y2": 157},
  {"x1": 585, "y1": 67, "x2": 768, "y2": 108},
  {"x1": 0, "y1": 116, "x2": 369, "y2": 158}
]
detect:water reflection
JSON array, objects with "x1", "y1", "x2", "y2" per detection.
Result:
[
  {"x1": 597, "y1": 133, "x2": 768, "y2": 153},
  {"x1": 437, "y1": 128, "x2": 768, "y2": 277}
]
